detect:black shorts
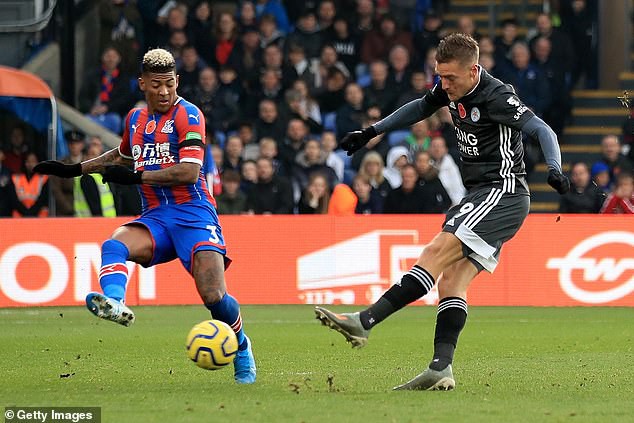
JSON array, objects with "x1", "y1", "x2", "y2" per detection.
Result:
[{"x1": 442, "y1": 185, "x2": 530, "y2": 273}]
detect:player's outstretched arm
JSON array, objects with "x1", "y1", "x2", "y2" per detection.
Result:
[
  {"x1": 82, "y1": 147, "x2": 128, "y2": 173},
  {"x1": 101, "y1": 162, "x2": 200, "y2": 186},
  {"x1": 521, "y1": 116, "x2": 570, "y2": 194},
  {"x1": 341, "y1": 97, "x2": 440, "y2": 155},
  {"x1": 139, "y1": 162, "x2": 201, "y2": 186},
  {"x1": 33, "y1": 147, "x2": 126, "y2": 178}
]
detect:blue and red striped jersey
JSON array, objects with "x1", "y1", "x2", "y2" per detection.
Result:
[{"x1": 118, "y1": 97, "x2": 215, "y2": 212}]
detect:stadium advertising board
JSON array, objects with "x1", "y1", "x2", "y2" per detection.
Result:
[{"x1": 0, "y1": 215, "x2": 633, "y2": 307}]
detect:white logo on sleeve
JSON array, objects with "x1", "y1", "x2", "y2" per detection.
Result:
[
  {"x1": 507, "y1": 96, "x2": 528, "y2": 120},
  {"x1": 506, "y1": 96, "x2": 520, "y2": 107},
  {"x1": 188, "y1": 114, "x2": 199, "y2": 122}
]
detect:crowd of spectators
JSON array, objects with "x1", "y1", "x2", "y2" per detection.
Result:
[
  {"x1": 559, "y1": 134, "x2": 634, "y2": 214},
  {"x1": 0, "y1": 129, "x2": 143, "y2": 218},
  {"x1": 2, "y1": 0, "x2": 632, "y2": 216}
]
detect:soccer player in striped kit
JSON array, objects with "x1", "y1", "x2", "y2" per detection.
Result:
[
  {"x1": 315, "y1": 33, "x2": 570, "y2": 391},
  {"x1": 34, "y1": 49, "x2": 256, "y2": 384}
]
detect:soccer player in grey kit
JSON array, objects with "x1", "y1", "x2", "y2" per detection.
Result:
[{"x1": 315, "y1": 33, "x2": 570, "y2": 390}]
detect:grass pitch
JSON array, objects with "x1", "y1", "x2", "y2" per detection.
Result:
[{"x1": 1, "y1": 305, "x2": 633, "y2": 422}]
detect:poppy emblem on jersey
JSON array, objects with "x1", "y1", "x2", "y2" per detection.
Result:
[
  {"x1": 132, "y1": 144, "x2": 142, "y2": 160},
  {"x1": 145, "y1": 120, "x2": 157, "y2": 134},
  {"x1": 458, "y1": 103, "x2": 466, "y2": 119},
  {"x1": 471, "y1": 107, "x2": 480, "y2": 122}
]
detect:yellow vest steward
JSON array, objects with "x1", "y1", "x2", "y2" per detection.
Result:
[{"x1": 74, "y1": 174, "x2": 116, "y2": 217}]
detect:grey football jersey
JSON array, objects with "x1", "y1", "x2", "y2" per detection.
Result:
[{"x1": 425, "y1": 68, "x2": 533, "y2": 193}]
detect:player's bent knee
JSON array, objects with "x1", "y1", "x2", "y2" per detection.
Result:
[
  {"x1": 110, "y1": 225, "x2": 153, "y2": 264},
  {"x1": 192, "y1": 252, "x2": 227, "y2": 304},
  {"x1": 419, "y1": 241, "x2": 454, "y2": 265},
  {"x1": 420, "y1": 241, "x2": 443, "y2": 260},
  {"x1": 420, "y1": 234, "x2": 463, "y2": 262},
  {"x1": 198, "y1": 288, "x2": 225, "y2": 305}
]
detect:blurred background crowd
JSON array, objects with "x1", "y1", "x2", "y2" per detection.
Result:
[{"x1": 2, "y1": 0, "x2": 633, "y2": 217}]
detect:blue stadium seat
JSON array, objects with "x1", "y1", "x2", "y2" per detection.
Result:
[
  {"x1": 388, "y1": 130, "x2": 410, "y2": 147},
  {"x1": 323, "y1": 112, "x2": 337, "y2": 132},
  {"x1": 334, "y1": 149, "x2": 352, "y2": 169},
  {"x1": 86, "y1": 113, "x2": 122, "y2": 134},
  {"x1": 343, "y1": 168, "x2": 356, "y2": 185},
  {"x1": 214, "y1": 131, "x2": 227, "y2": 149},
  {"x1": 129, "y1": 77, "x2": 139, "y2": 93},
  {"x1": 356, "y1": 73, "x2": 371, "y2": 88}
]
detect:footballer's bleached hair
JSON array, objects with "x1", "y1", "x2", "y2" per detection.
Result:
[{"x1": 142, "y1": 48, "x2": 176, "y2": 74}]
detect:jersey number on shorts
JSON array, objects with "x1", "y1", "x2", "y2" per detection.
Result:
[
  {"x1": 206, "y1": 225, "x2": 220, "y2": 243},
  {"x1": 453, "y1": 203, "x2": 475, "y2": 220}
]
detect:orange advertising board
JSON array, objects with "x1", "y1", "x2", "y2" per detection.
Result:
[{"x1": 0, "y1": 215, "x2": 632, "y2": 307}]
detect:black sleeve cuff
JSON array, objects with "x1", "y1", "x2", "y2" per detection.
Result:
[
  {"x1": 362, "y1": 126, "x2": 378, "y2": 139},
  {"x1": 133, "y1": 170, "x2": 143, "y2": 184},
  {"x1": 70, "y1": 163, "x2": 82, "y2": 177}
]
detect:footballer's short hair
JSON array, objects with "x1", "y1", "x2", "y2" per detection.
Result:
[
  {"x1": 142, "y1": 48, "x2": 176, "y2": 74},
  {"x1": 436, "y1": 33, "x2": 479, "y2": 66}
]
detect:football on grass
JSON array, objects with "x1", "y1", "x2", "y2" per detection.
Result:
[{"x1": 186, "y1": 320, "x2": 238, "y2": 370}]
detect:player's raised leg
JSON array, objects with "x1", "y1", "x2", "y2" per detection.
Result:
[
  {"x1": 394, "y1": 258, "x2": 476, "y2": 391},
  {"x1": 315, "y1": 232, "x2": 463, "y2": 347},
  {"x1": 86, "y1": 225, "x2": 153, "y2": 326},
  {"x1": 193, "y1": 251, "x2": 256, "y2": 384}
]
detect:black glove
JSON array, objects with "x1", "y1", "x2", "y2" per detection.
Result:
[
  {"x1": 547, "y1": 169, "x2": 570, "y2": 195},
  {"x1": 33, "y1": 160, "x2": 82, "y2": 178},
  {"x1": 340, "y1": 126, "x2": 378, "y2": 156},
  {"x1": 103, "y1": 165, "x2": 143, "y2": 185}
]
